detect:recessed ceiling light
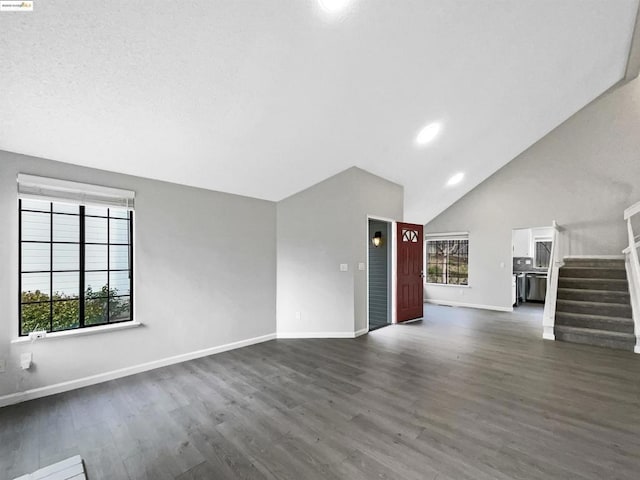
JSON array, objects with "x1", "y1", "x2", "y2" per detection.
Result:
[
  {"x1": 447, "y1": 172, "x2": 464, "y2": 186},
  {"x1": 318, "y1": 0, "x2": 350, "y2": 13},
  {"x1": 415, "y1": 122, "x2": 441, "y2": 146}
]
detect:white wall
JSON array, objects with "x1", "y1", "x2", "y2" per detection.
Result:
[
  {"x1": 0, "y1": 150, "x2": 276, "y2": 398},
  {"x1": 424, "y1": 77, "x2": 640, "y2": 311},
  {"x1": 277, "y1": 167, "x2": 403, "y2": 336}
]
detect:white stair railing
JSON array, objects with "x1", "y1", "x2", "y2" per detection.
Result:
[
  {"x1": 623, "y1": 200, "x2": 640, "y2": 354},
  {"x1": 543, "y1": 220, "x2": 562, "y2": 340}
]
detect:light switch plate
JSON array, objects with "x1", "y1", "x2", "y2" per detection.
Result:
[
  {"x1": 340, "y1": 263, "x2": 348, "y2": 272},
  {"x1": 358, "y1": 262, "x2": 365, "y2": 271}
]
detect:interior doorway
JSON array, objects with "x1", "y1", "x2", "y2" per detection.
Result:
[
  {"x1": 512, "y1": 225, "x2": 554, "y2": 309},
  {"x1": 368, "y1": 219, "x2": 392, "y2": 331}
]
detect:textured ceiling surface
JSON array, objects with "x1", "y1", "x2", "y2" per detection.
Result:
[{"x1": 1, "y1": 0, "x2": 638, "y2": 222}]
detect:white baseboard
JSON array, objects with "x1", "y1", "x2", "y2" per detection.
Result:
[
  {"x1": 425, "y1": 299, "x2": 513, "y2": 313},
  {"x1": 542, "y1": 320, "x2": 556, "y2": 342},
  {"x1": 635, "y1": 344, "x2": 640, "y2": 354},
  {"x1": 277, "y1": 331, "x2": 359, "y2": 339},
  {"x1": 354, "y1": 328, "x2": 368, "y2": 337},
  {"x1": 0, "y1": 333, "x2": 276, "y2": 408}
]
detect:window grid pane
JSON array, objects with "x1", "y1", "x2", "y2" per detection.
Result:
[
  {"x1": 85, "y1": 216, "x2": 108, "y2": 243},
  {"x1": 21, "y1": 243, "x2": 50, "y2": 272},
  {"x1": 53, "y1": 300, "x2": 80, "y2": 331},
  {"x1": 52, "y1": 213, "x2": 79, "y2": 242},
  {"x1": 53, "y1": 243, "x2": 79, "y2": 271},
  {"x1": 22, "y1": 211, "x2": 51, "y2": 242}
]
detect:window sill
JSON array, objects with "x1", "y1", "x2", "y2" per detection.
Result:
[
  {"x1": 425, "y1": 283, "x2": 471, "y2": 288},
  {"x1": 11, "y1": 321, "x2": 143, "y2": 344}
]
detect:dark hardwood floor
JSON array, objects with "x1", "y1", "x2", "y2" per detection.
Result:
[{"x1": 2, "y1": 304, "x2": 639, "y2": 479}]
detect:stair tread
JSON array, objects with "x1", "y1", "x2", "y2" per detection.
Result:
[
  {"x1": 560, "y1": 271, "x2": 626, "y2": 276},
  {"x1": 559, "y1": 268, "x2": 627, "y2": 279},
  {"x1": 561, "y1": 265, "x2": 625, "y2": 269},
  {"x1": 559, "y1": 277, "x2": 627, "y2": 282},
  {"x1": 556, "y1": 288, "x2": 630, "y2": 302},
  {"x1": 554, "y1": 325, "x2": 635, "y2": 339},
  {"x1": 563, "y1": 256, "x2": 624, "y2": 259},
  {"x1": 560, "y1": 266, "x2": 625, "y2": 270},
  {"x1": 557, "y1": 278, "x2": 629, "y2": 291},
  {"x1": 561, "y1": 262, "x2": 624, "y2": 266},
  {"x1": 557, "y1": 287, "x2": 629, "y2": 295},
  {"x1": 556, "y1": 298, "x2": 631, "y2": 308},
  {"x1": 555, "y1": 311, "x2": 634, "y2": 323}
]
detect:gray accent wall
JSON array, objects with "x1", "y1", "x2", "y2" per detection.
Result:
[
  {"x1": 277, "y1": 167, "x2": 403, "y2": 336},
  {"x1": 0, "y1": 150, "x2": 276, "y2": 397},
  {"x1": 424, "y1": 77, "x2": 640, "y2": 311},
  {"x1": 368, "y1": 220, "x2": 390, "y2": 329}
]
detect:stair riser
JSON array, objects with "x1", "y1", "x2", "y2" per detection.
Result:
[
  {"x1": 559, "y1": 268, "x2": 627, "y2": 279},
  {"x1": 563, "y1": 260, "x2": 626, "y2": 269},
  {"x1": 555, "y1": 314, "x2": 635, "y2": 333},
  {"x1": 557, "y1": 278, "x2": 629, "y2": 291},
  {"x1": 556, "y1": 301, "x2": 632, "y2": 317},
  {"x1": 556, "y1": 289, "x2": 630, "y2": 304},
  {"x1": 555, "y1": 331, "x2": 635, "y2": 351}
]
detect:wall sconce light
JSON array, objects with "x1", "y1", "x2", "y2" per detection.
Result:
[{"x1": 372, "y1": 231, "x2": 383, "y2": 247}]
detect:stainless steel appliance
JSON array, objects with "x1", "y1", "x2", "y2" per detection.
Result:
[
  {"x1": 515, "y1": 273, "x2": 526, "y2": 305},
  {"x1": 526, "y1": 273, "x2": 547, "y2": 302}
]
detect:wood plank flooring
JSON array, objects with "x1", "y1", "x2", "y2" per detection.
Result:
[{"x1": 2, "y1": 304, "x2": 639, "y2": 479}]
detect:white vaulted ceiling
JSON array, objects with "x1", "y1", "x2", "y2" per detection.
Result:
[{"x1": 0, "y1": 1, "x2": 638, "y2": 222}]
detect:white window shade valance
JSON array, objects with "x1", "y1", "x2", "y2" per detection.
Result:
[
  {"x1": 425, "y1": 231, "x2": 468, "y2": 241},
  {"x1": 17, "y1": 174, "x2": 135, "y2": 209}
]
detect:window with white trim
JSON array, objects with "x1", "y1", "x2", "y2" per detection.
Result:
[
  {"x1": 426, "y1": 234, "x2": 469, "y2": 285},
  {"x1": 18, "y1": 175, "x2": 134, "y2": 336},
  {"x1": 534, "y1": 239, "x2": 552, "y2": 269}
]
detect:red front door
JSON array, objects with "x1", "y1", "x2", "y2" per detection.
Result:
[{"x1": 397, "y1": 222, "x2": 424, "y2": 322}]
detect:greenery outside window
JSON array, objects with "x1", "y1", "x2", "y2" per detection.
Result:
[
  {"x1": 426, "y1": 236, "x2": 469, "y2": 285},
  {"x1": 19, "y1": 198, "x2": 134, "y2": 336}
]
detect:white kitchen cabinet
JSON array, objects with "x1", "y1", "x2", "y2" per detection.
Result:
[{"x1": 512, "y1": 229, "x2": 531, "y2": 257}]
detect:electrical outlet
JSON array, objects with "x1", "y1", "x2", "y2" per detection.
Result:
[
  {"x1": 21, "y1": 352, "x2": 32, "y2": 370},
  {"x1": 0, "y1": 359, "x2": 6, "y2": 373},
  {"x1": 358, "y1": 262, "x2": 365, "y2": 271},
  {"x1": 340, "y1": 263, "x2": 348, "y2": 272},
  {"x1": 295, "y1": 311, "x2": 301, "y2": 320}
]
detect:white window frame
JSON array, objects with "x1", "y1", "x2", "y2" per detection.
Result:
[
  {"x1": 425, "y1": 232, "x2": 469, "y2": 287},
  {"x1": 533, "y1": 236, "x2": 553, "y2": 269},
  {"x1": 17, "y1": 174, "x2": 136, "y2": 338}
]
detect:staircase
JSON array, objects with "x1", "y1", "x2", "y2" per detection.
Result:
[{"x1": 554, "y1": 258, "x2": 635, "y2": 351}]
